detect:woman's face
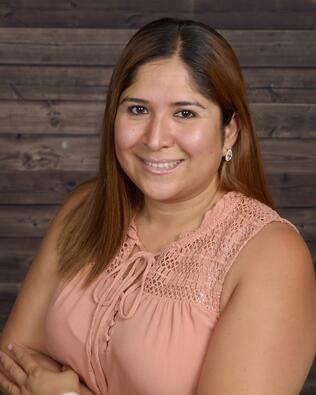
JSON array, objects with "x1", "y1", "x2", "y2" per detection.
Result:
[{"x1": 114, "y1": 56, "x2": 235, "y2": 204}]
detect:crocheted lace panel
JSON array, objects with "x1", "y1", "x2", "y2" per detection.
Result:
[{"x1": 100, "y1": 191, "x2": 299, "y2": 317}]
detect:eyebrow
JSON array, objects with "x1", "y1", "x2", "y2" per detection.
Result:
[{"x1": 119, "y1": 96, "x2": 206, "y2": 110}]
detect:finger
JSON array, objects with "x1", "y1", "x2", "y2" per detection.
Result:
[
  {"x1": 0, "y1": 369, "x2": 20, "y2": 395},
  {"x1": 0, "y1": 351, "x2": 26, "y2": 386},
  {"x1": 7, "y1": 344, "x2": 38, "y2": 376}
]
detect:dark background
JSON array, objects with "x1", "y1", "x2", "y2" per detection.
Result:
[{"x1": 0, "y1": 1, "x2": 315, "y2": 393}]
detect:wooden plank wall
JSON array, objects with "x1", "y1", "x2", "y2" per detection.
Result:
[
  {"x1": 0, "y1": 1, "x2": 315, "y2": 394},
  {"x1": 0, "y1": 0, "x2": 315, "y2": 29}
]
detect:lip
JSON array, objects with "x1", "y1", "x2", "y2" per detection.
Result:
[
  {"x1": 137, "y1": 156, "x2": 184, "y2": 175},
  {"x1": 137, "y1": 155, "x2": 184, "y2": 163}
]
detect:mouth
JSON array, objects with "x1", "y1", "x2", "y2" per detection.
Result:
[{"x1": 137, "y1": 157, "x2": 185, "y2": 174}]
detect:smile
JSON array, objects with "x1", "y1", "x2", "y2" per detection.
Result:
[
  {"x1": 138, "y1": 157, "x2": 184, "y2": 174},
  {"x1": 143, "y1": 159, "x2": 183, "y2": 169}
]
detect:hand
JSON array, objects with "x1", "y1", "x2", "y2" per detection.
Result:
[{"x1": 0, "y1": 343, "x2": 80, "y2": 395}]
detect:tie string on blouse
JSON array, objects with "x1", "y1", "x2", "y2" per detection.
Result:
[{"x1": 92, "y1": 250, "x2": 156, "y2": 319}]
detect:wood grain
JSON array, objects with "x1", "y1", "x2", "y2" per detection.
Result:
[
  {"x1": 0, "y1": 67, "x2": 315, "y2": 103},
  {"x1": 0, "y1": 171, "x2": 314, "y2": 206},
  {"x1": 0, "y1": 29, "x2": 315, "y2": 67},
  {"x1": 0, "y1": 101, "x2": 315, "y2": 137},
  {"x1": 0, "y1": 205, "x2": 314, "y2": 240},
  {"x1": 0, "y1": 171, "x2": 95, "y2": 204},
  {"x1": 0, "y1": 135, "x2": 315, "y2": 171},
  {"x1": 0, "y1": 4, "x2": 314, "y2": 29},
  {"x1": 0, "y1": 18, "x2": 315, "y2": 394}
]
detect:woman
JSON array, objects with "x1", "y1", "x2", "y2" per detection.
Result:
[{"x1": 0, "y1": 17, "x2": 315, "y2": 395}]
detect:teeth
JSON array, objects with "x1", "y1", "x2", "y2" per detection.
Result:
[{"x1": 143, "y1": 159, "x2": 182, "y2": 169}]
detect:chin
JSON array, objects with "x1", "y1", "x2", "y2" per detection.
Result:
[{"x1": 139, "y1": 187, "x2": 182, "y2": 203}]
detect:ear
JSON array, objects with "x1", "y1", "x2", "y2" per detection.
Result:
[{"x1": 222, "y1": 112, "x2": 240, "y2": 156}]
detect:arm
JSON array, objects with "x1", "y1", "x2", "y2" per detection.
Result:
[
  {"x1": 196, "y1": 222, "x2": 316, "y2": 395},
  {"x1": 17, "y1": 348, "x2": 95, "y2": 395},
  {"x1": 0, "y1": 181, "x2": 95, "y2": 393},
  {"x1": 0, "y1": 182, "x2": 93, "y2": 352},
  {"x1": 0, "y1": 347, "x2": 95, "y2": 395},
  {"x1": 0, "y1": 346, "x2": 95, "y2": 395}
]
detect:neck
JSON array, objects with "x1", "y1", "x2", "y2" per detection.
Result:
[{"x1": 138, "y1": 181, "x2": 227, "y2": 231}]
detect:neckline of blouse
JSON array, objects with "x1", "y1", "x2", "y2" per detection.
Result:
[{"x1": 127, "y1": 190, "x2": 241, "y2": 256}]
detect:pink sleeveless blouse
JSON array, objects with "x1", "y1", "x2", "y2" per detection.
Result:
[{"x1": 44, "y1": 190, "x2": 299, "y2": 394}]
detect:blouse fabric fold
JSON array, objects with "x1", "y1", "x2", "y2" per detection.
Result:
[{"x1": 45, "y1": 190, "x2": 299, "y2": 395}]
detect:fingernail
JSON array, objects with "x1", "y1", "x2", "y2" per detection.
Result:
[{"x1": 7, "y1": 343, "x2": 13, "y2": 351}]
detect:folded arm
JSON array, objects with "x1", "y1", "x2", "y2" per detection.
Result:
[
  {"x1": 0, "y1": 342, "x2": 95, "y2": 395},
  {"x1": 16, "y1": 347, "x2": 95, "y2": 394},
  {"x1": 0, "y1": 183, "x2": 95, "y2": 395}
]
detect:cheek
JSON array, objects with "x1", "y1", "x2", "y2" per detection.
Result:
[
  {"x1": 114, "y1": 118, "x2": 142, "y2": 152},
  {"x1": 178, "y1": 126, "x2": 221, "y2": 155}
]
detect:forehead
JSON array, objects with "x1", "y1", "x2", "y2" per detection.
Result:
[
  {"x1": 127, "y1": 56, "x2": 198, "y2": 94},
  {"x1": 119, "y1": 56, "x2": 220, "y2": 113}
]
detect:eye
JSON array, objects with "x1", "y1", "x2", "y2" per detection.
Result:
[
  {"x1": 175, "y1": 109, "x2": 196, "y2": 119},
  {"x1": 127, "y1": 105, "x2": 148, "y2": 115}
]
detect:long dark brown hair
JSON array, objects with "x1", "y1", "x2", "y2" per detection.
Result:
[{"x1": 57, "y1": 18, "x2": 276, "y2": 286}]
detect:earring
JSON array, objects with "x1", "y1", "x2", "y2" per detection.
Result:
[{"x1": 224, "y1": 148, "x2": 233, "y2": 161}]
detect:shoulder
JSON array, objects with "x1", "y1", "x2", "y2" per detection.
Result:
[
  {"x1": 41, "y1": 178, "x2": 97, "y2": 271},
  {"x1": 236, "y1": 219, "x2": 314, "y2": 294},
  {"x1": 223, "y1": 191, "x2": 300, "y2": 243},
  {"x1": 231, "y1": 192, "x2": 293, "y2": 223},
  {"x1": 0, "y1": 179, "x2": 97, "y2": 352},
  {"x1": 229, "y1": 191, "x2": 310, "y2": 279},
  {"x1": 231, "y1": 191, "x2": 305, "y2": 268},
  {"x1": 218, "y1": 191, "x2": 301, "y2": 272},
  {"x1": 218, "y1": 193, "x2": 309, "y2": 311},
  {"x1": 17, "y1": 178, "x2": 96, "y2": 288}
]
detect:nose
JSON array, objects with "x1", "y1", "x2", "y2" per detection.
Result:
[{"x1": 142, "y1": 115, "x2": 174, "y2": 151}]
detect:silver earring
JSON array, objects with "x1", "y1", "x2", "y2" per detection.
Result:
[{"x1": 224, "y1": 148, "x2": 233, "y2": 161}]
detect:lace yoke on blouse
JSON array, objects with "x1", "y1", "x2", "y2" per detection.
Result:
[{"x1": 45, "y1": 190, "x2": 299, "y2": 395}]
